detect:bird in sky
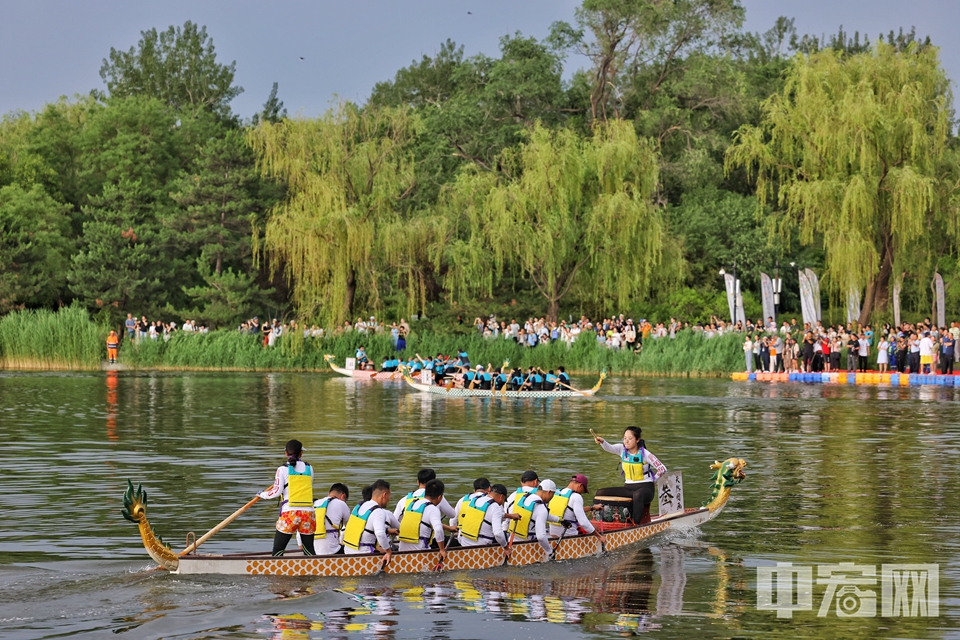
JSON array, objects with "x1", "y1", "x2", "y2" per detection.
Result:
[
  {"x1": 299, "y1": 56, "x2": 305, "y2": 60},
  {"x1": 467, "y1": 11, "x2": 472, "y2": 15}
]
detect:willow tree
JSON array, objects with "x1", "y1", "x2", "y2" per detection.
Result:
[
  {"x1": 247, "y1": 105, "x2": 424, "y2": 324},
  {"x1": 726, "y1": 42, "x2": 954, "y2": 324},
  {"x1": 445, "y1": 120, "x2": 665, "y2": 323}
]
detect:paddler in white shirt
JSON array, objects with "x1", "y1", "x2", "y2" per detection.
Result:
[
  {"x1": 398, "y1": 480, "x2": 458, "y2": 560},
  {"x1": 508, "y1": 479, "x2": 562, "y2": 558},
  {"x1": 548, "y1": 474, "x2": 606, "y2": 546},
  {"x1": 311, "y1": 483, "x2": 351, "y2": 555},
  {"x1": 458, "y1": 483, "x2": 511, "y2": 558},
  {"x1": 452, "y1": 478, "x2": 491, "y2": 532},
  {"x1": 343, "y1": 479, "x2": 400, "y2": 557},
  {"x1": 394, "y1": 468, "x2": 457, "y2": 521},
  {"x1": 502, "y1": 469, "x2": 540, "y2": 530},
  {"x1": 257, "y1": 439, "x2": 317, "y2": 557}
]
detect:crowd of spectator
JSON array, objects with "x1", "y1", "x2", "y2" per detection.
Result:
[
  {"x1": 123, "y1": 313, "x2": 208, "y2": 342},
  {"x1": 742, "y1": 317, "x2": 959, "y2": 375}
]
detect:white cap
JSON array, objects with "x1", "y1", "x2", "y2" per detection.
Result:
[
  {"x1": 476, "y1": 364, "x2": 483, "y2": 370},
  {"x1": 538, "y1": 479, "x2": 557, "y2": 492}
]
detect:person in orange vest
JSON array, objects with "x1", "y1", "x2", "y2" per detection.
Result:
[{"x1": 106, "y1": 330, "x2": 119, "y2": 364}]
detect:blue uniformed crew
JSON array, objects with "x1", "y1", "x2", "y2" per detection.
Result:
[{"x1": 543, "y1": 370, "x2": 558, "y2": 391}]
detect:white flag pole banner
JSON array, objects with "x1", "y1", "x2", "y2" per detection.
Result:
[
  {"x1": 935, "y1": 272, "x2": 946, "y2": 328},
  {"x1": 735, "y1": 279, "x2": 746, "y2": 328},
  {"x1": 724, "y1": 273, "x2": 737, "y2": 324},
  {"x1": 805, "y1": 268, "x2": 822, "y2": 322},
  {"x1": 893, "y1": 275, "x2": 903, "y2": 327},
  {"x1": 760, "y1": 273, "x2": 775, "y2": 325},
  {"x1": 798, "y1": 270, "x2": 816, "y2": 327},
  {"x1": 846, "y1": 288, "x2": 861, "y2": 325}
]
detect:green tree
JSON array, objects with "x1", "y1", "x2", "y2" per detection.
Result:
[
  {"x1": 0, "y1": 185, "x2": 72, "y2": 311},
  {"x1": 99, "y1": 21, "x2": 242, "y2": 119},
  {"x1": 444, "y1": 120, "x2": 667, "y2": 322},
  {"x1": 168, "y1": 128, "x2": 276, "y2": 325},
  {"x1": 370, "y1": 35, "x2": 570, "y2": 209},
  {"x1": 70, "y1": 97, "x2": 185, "y2": 314},
  {"x1": 247, "y1": 104, "x2": 427, "y2": 324},
  {"x1": 726, "y1": 42, "x2": 954, "y2": 324},
  {"x1": 251, "y1": 82, "x2": 287, "y2": 125}
]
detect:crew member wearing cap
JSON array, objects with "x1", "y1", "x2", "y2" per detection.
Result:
[
  {"x1": 503, "y1": 470, "x2": 540, "y2": 528},
  {"x1": 458, "y1": 483, "x2": 511, "y2": 556},
  {"x1": 548, "y1": 475, "x2": 606, "y2": 546},
  {"x1": 508, "y1": 479, "x2": 562, "y2": 557},
  {"x1": 593, "y1": 426, "x2": 667, "y2": 523},
  {"x1": 257, "y1": 439, "x2": 317, "y2": 557}
]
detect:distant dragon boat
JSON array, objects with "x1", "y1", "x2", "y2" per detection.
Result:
[
  {"x1": 122, "y1": 458, "x2": 746, "y2": 577},
  {"x1": 324, "y1": 354, "x2": 401, "y2": 379},
  {"x1": 398, "y1": 368, "x2": 606, "y2": 398}
]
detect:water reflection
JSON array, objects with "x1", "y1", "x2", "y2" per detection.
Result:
[{"x1": 106, "y1": 371, "x2": 118, "y2": 442}]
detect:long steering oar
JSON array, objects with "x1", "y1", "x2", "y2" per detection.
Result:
[
  {"x1": 179, "y1": 494, "x2": 262, "y2": 556},
  {"x1": 558, "y1": 380, "x2": 592, "y2": 397}
]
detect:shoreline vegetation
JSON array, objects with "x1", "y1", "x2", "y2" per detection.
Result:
[{"x1": 0, "y1": 307, "x2": 744, "y2": 376}]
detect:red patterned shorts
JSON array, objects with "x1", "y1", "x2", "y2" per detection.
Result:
[{"x1": 275, "y1": 509, "x2": 316, "y2": 535}]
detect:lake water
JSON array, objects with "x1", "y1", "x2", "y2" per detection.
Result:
[{"x1": 0, "y1": 371, "x2": 957, "y2": 638}]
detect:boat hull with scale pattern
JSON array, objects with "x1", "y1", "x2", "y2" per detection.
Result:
[{"x1": 124, "y1": 459, "x2": 746, "y2": 577}]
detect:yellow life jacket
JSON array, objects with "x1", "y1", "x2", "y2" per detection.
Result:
[
  {"x1": 401, "y1": 490, "x2": 422, "y2": 513},
  {"x1": 398, "y1": 499, "x2": 434, "y2": 545},
  {"x1": 343, "y1": 504, "x2": 379, "y2": 551},
  {"x1": 548, "y1": 487, "x2": 574, "y2": 524},
  {"x1": 621, "y1": 449, "x2": 652, "y2": 482},
  {"x1": 460, "y1": 495, "x2": 494, "y2": 541},
  {"x1": 286, "y1": 464, "x2": 313, "y2": 508},
  {"x1": 314, "y1": 496, "x2": 336, "y2": 539},
  {"x1": 457, "y1": 493, "x2": 474, "y2": 526},
  {"x1": 508, "y1": 492, "x2": 541, "y2": 538}
]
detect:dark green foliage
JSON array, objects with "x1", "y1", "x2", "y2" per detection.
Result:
[
  {"x1": 0, "y1": 185, "x2": 72, "y2": 311},
  {"x1": 99, "y1": 21, "x2": 242, "y2": 120}
]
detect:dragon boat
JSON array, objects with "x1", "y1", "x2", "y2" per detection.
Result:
[
  {"x1": 324, "y1": 354, "x2": 402, "y2": 379},
  {"x1": 122, "y1": 458, "x2": 746, "y2": 577},
  {"x1": 398, "y1": 368, "x2": 606, "y2": 398}
]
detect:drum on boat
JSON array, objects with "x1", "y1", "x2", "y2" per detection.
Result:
[{"x1": 592, "y1": 495, "x2": 634, "y2": 523}]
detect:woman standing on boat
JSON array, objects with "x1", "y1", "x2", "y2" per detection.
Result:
[
  {"x1": 593, "y1": 427, "x2": 667, "y2": 523},
  {"x1": 257, "y1": 439, "x2": 316, "y2": 557}
]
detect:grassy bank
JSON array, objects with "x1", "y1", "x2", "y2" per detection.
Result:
[
  {"x1": 0, "y1": 307, "x2": 745, "y2": 375},
  {"x1": 0, "y1": 306, "x2": 107, "y2": 370},
  {"x1": 116, "y1": 323, "x2": 745, "y2": 376}
]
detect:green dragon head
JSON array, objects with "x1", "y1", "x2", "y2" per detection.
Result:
[
  {"x1": 122, "y1": 479, "x2": 171, "y2": 551},
  {"x1": 702, "y1": 458, "x2": 748, "y2": 510}
]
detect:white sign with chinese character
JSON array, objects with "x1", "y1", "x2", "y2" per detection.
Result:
[
  {"x1": 656, "y1": 470, "x2": 683, "y2": 516},
  {"x1": 420, "y1": 370, "x2": 433, "y2": 385},
  {"x1": 345, "y1": 357, "x2": 356, "y2": 371}
]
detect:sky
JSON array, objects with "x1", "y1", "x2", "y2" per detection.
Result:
[{"x1": 1, "y1": 1, "x2": 959, "y2": 120}]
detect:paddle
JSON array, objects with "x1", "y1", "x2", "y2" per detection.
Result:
[
  {"x1": 501, "y1": 530, "x2": 517, "y2": 566},
  {"x1": 434, "y1": 528, "x2": 456, "y2": 571},
  {"x1": 179, "y1": 494, "x2": 263, "y2": 556},
  {"x1": 558, "y1": 380, "x2": 592, "y2": 397},
  {"x1": 551, "y1": 522, "x2": 575, "y2": 558}
]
